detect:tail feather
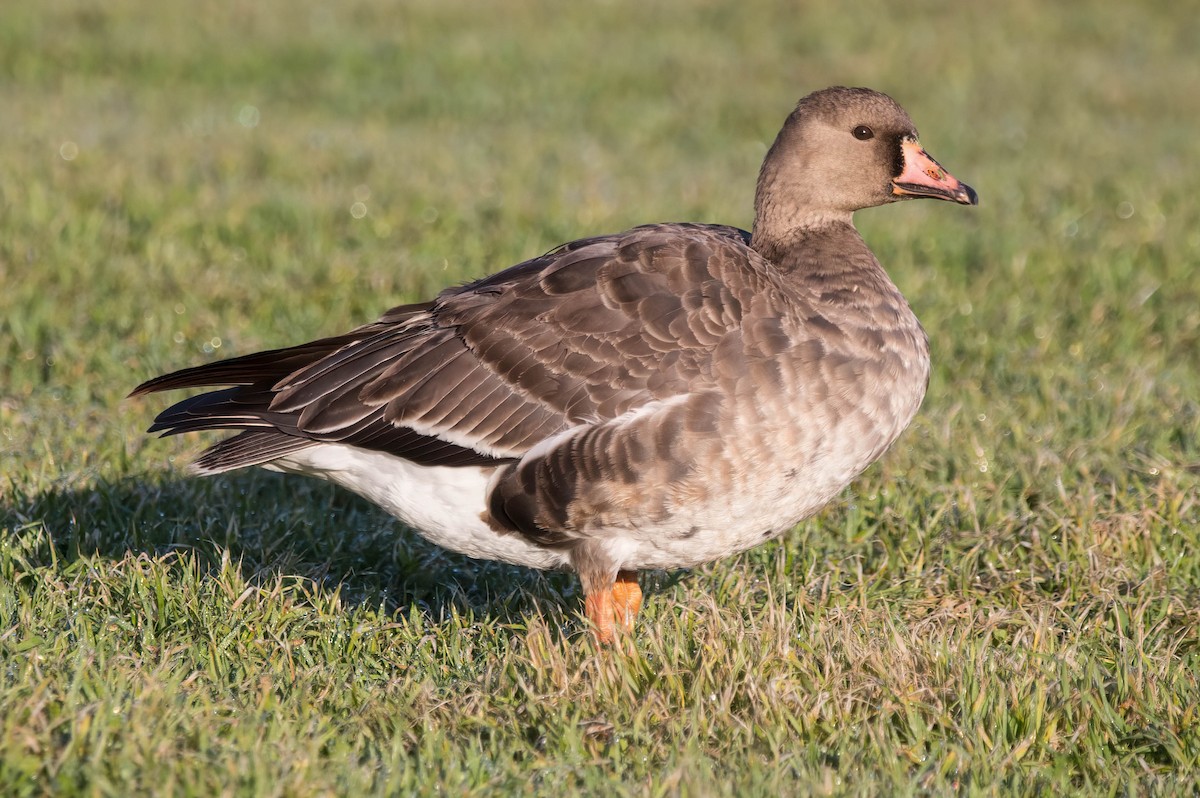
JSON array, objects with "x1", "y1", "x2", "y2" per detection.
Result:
[
  {"x1": 130, "y1": 339, "x2": 357, "y2": 398},
  {"x1": 191, "y1": 430, "x2": 316, "y2": 474},
  {"x1": 128, "y1": 301, "x2": 433, "y2": 398},
  {"x1": 130, "y1": 300, "x2": 504, "y2": 471},
  {"x1": 146, "y1": 384, "x2": 309, "y2": 436}
]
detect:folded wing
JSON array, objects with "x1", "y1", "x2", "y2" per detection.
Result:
[{"x1": 132, "y1": 224, "x2": 779, "y2": 505}]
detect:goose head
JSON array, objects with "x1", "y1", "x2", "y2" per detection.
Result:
[{"x1": 753, "y1": 86, "x2": 977, "y2": 240}]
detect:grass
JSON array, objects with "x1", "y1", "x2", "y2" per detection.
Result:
[{"x1": 3, "y1": 0, "x2": 1199, "y2": 794}]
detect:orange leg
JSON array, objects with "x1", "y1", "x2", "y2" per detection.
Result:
[
  {"x1": 584, "y1": 570, "x2": 642, "y2": 644},
  {"x1": 611, "y1": 570, "x2": 643, "y2": 632},
  {"x1": 584, "y1": 584, "x2": 616, "y2": 643}
]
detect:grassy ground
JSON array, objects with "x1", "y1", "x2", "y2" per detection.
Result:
[{"x1": 3, "y1": 0, "x2": 1199, "y2": 794}]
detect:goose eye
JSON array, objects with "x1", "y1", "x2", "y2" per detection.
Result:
[{"x1": 852, "y1": 125, "x2": 874, "y2": 141}]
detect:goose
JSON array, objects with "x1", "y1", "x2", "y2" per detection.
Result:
[{"x1": 131, "y1": 86, "x2": 977, "y2": 642}]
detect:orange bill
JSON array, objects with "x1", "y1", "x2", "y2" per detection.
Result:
[{"x1": 892, "y1": 138, "x2": 978, "y2": 205}]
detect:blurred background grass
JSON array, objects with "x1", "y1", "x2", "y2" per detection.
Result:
[{"x1": 2, "y1": 0, "x2": 1199, "y2": 794}]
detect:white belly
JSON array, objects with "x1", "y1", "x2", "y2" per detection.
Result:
[
  {"x1": 268, "y1": 444, "x2": 569, "y2": 570},
  {"x1": 265, "y1": 441, "x2": 854, "y2": 575}
]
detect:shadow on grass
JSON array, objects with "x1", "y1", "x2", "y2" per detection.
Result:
[{"x1": 0, "y1": 469, "x2": 617, "y2": 637}]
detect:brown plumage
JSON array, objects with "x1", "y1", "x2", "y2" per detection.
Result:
[{"x1": 131, "y1": 86, "x2": 977, "y2": 642}]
